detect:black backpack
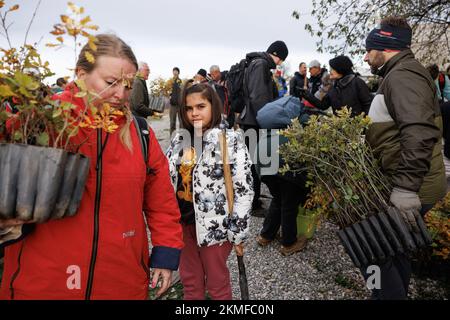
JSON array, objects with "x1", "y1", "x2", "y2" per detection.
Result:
[
  {"x1": 209, "y1": 80, "x2": 231, "y2": 117},
  {"x1": 226, "y1": 58, "x2": 249, "y2": 113},
  {"x1": 133, "y1": 115, "x2": 155, "y2": 175}
]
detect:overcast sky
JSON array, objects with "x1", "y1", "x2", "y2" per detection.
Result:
[{"x1": 4, "y1": 0, "x2": 348, "y2": 83}]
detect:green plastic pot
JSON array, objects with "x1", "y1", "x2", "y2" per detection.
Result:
[{"x1": 297, "y1": 207, "x2": 318, "y2": 239}]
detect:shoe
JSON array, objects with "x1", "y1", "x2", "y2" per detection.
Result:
[
  {"x1": 256, "y1": 234, "x2": 273, "y2": 246},
  {"x1": 280, "y1": 237, "x2": 307, "y2": 256}
]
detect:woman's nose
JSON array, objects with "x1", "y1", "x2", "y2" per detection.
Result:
[{"x1": 113, "y1": 85, "x2": 127, "y2": 101}]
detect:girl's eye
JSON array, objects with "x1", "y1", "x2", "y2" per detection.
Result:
[{"x1": 106, "y1": 80, "x2": 116, "y2": 86}]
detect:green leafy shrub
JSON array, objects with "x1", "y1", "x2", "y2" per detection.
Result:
[{"x1": 279, "y1": 108, "x2": 391, "y2": 228}]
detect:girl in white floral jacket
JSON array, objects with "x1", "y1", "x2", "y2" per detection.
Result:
[{"x1": 166, "y1": 83, "x2": 253, "y2": 300}]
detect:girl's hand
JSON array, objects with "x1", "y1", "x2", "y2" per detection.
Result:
[
  {"x1": 151, "y1": 268, "x2": 173, "y2": 298},
  {"x1": 234, "y1": 243, "x2": 244, "y2": 256}
]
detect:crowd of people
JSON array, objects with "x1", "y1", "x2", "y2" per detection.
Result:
[{"x1": 0, "y1": 15, "x2": 448, "y2": 301}]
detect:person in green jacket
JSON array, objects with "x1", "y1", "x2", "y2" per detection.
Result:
[
  {"x1": 363, "y1": 16, "x2": 446, "y2": 300},
  {"x1": 130, "y1": 61, "x2": 153, "y2": 118}
]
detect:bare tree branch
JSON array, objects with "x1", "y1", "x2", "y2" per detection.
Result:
[
  {"x1": 24, "y1": 0, "x2": 42, "y2": 46},
  {"x1": 296, "y1": 0, "x2": 450, "y2": 65}
]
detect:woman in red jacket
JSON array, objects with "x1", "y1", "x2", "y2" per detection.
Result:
[{"x1": 0, "y1": 34, "x2": 183, "y2": 300}]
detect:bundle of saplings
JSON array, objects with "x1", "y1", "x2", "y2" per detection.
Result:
[{"x1": 279, "y1": 108, "x2": 432, "y2": 268}]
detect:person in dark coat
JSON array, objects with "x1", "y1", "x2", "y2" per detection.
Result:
[
  {"x1": 289, "y1": 62, "x2": 307, "y2": 98},
  {"x1": 307, "y1": 60, "x2": 330, "y2": 98},
  {"x1": 300, "y1": 55, "x2": 373, "y2": 116},
  {"x1": 130, "y1": 61, "x2": 153, "y2": 118},
  {"x1": 169, "y1": 67, "x2": 183, "y2": 136},
  {"x1": 238, "y1": 40, "x2": 289, "y2": 216}
]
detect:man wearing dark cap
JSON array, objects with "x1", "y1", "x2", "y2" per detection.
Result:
[
  {"x1": 194, "y1": 69, "x2": 208, "y2": 84},
  {"x1": 363, "y1": 16, "x2": 446, "y2": 300},
  {"x1": 238, "y1": 40, "x2": 288, "y2": 216}
]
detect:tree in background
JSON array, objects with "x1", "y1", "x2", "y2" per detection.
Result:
[
  {"x1": 293, "y1": 0, "x2": 450, "y2": 66},
  {"x1": 149, "y1": 76, "x2": 171, "y2": 97}
]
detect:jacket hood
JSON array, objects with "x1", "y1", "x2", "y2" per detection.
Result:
[
  {"x1": 246, "y1": 52, "x2": 276, "y2": 69},
  {"x1": 377, "y1": 49, "x2": 414, "y2": 78},
  {"x1": 294, "y1": 72, "x2": 303, "y2": 78},
  {"x1": 337, "y1": 73, "x2": 356, "y2": 88}
]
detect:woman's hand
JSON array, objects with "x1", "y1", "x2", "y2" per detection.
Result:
[{"x1": 151, "y1": 268, "x2": 173, "y2": 298}]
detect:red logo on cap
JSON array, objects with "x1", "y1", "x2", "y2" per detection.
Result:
[{"x1": 379, "y1": 30, "x2": 393, "y2": 36}]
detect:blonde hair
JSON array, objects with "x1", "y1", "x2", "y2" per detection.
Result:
[
  {"x1": 77, "y1": 34, "x2": 138, "y2": 151},
  {"x1": 119, "y1": 108, "x2": 133, "y2": 152}
]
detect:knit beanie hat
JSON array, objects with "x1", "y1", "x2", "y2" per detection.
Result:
[
  {"x1": 329, "y1": 55, "x2": 354, "y2": 75},
  {"x1": 365, "y1": 24, "x2": 412, "y2": 51},
  {"x1": 197, "y1": 69, "x2": 207, "y2": 78},
  {"x1": 266, "y1": 41, "x2": 289, "y2": 61}
]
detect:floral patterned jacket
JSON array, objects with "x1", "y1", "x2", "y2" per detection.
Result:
[{"x1": 166, "y1": 128, "x2": 254, "y2": 247}]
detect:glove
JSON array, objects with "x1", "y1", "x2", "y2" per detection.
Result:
[{"x1": 389, "y1": 187, "x2": 421, "y2": 233}]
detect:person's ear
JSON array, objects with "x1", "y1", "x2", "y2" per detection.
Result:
[{"x1": 76, "y1": 67, "x2": 88, "y2": 80}]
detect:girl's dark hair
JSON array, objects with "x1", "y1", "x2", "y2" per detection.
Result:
[{"x1": 179, "y1": 83, "x2": 223, "y2": 133}]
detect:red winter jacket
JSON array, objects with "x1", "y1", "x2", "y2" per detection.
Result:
[{"x1": 0, "y1": 83, "x2": 183, "y2": 300}]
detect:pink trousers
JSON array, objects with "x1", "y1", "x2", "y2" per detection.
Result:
[{"x1": 179, "y1": 223, "x2": 233, "y2": 300}]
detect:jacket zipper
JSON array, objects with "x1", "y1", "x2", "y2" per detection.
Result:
[
  {"x1": 85, "y1": 129, "x2": 105, "y2": 300},
  {"x1": 9, "y1": 242, "x2": 24, "y2": 300}
]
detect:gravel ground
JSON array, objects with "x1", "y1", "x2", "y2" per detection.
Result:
[
  {"x1": 150, "y1": 110, "x2": 449, "y2": 300},
  {"x1": 227, "y1": 206, "x2": 448, "y2": 300}
]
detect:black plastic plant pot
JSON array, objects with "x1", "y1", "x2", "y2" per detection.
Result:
[
  {"x1": 52, "y1": 153, "x2": 81, "y2": 219},
  {"x1": 368, "y1": 215, "x2": 395, "y2": 258},
  {"x1": 344, "y1": 226, "x2": 369, "y2": 267},
  {"x1": 66, "y1": 155, "x2": 90, "y2": 217},
  {"x1": 15, "y1": 145, "x2": 41, "y2": 221},
  {"x1": 416, "y1": 214, "x2": 433, "y2": 245},
  {"x1": 411, "y1": 230, "x2": 426, "y2": 248},
  {"x1": 360, "y1": 219, "x2": 387, "y2": 262},
  {"x1": 386, "y1": 207, "x2": 417, "y2": 253},
  {"x1": 376, "y1": 211, "x2": 405, "y2": 254},
  {"x1": 338, "y1": 230, "x2": 362, "y2": 268},
  {"x1": 33, "y1": 148, "x2": 68, "y2": 223},
  {"x1": 0, "y1": 144, "x2": 25, "y2": 219},
  {"x1": 351, "y1": 223, "x2": 377, "y2": 264}
]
